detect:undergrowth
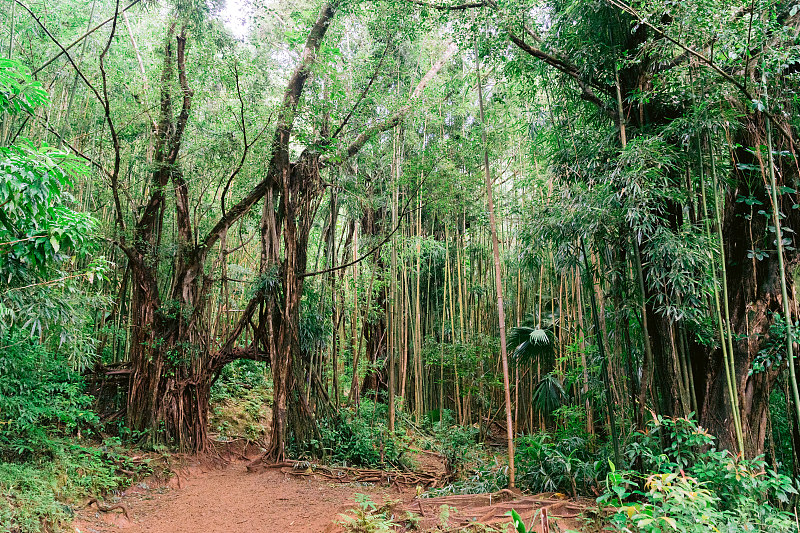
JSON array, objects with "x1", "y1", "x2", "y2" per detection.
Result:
[
  {"x1": 292, "y1": 399, "x2": 411, "y2": 469},
  {"x1": 423, "y1": 457, "x2": 508, "y2": 498},
  {"x1": 515, "y1": 433, "x2": 608, "y2": 496},
  {"x1": 0, "y1": 441, "x2": 144, "y2": 533},
  {"x1": 420, "y1": 409, "x2": 481, "y2": 478},
  {"x1": 209, "y1": 359, "x2": 272, "y2": 442},
  {"x1": 0, "y1": 337, "x2": 98, "y2": 461},
  {"x1": 0, "y1": 336, "x2": 146, "y2": 533},
  {"x1": 336, "y1": 493, "x2": 402, "y2": 533},
  {"x1": 601, "y1": 416, "x2": 798, "y2": 532},
  {"x1": 426, "y1": 414, "x2": 796, "y2": 532}
]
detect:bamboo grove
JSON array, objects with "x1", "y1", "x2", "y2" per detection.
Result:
[{"x1": 2, "y1": 0, "x2": 800, "y2": 488}]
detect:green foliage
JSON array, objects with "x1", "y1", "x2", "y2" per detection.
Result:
[
  {"x1": 509, "y1": 509, "x2": 528, "y2": 533},
  {"x1": 530, "y1": 373, "x2": 568, "y2": 421},
  {"x1": 768, "y1": 386, "x2": 794, "y2": 474},
  {"x1": 423, "y1": 409, "x2": 480, "y2": 476},
  {"x1": 515, "y1": 433, "x2": 607, "y2": 497},
  {"x1": 0, "y1": 441, "x2": 140, "y2": 533},
  {"x1": 751, "y1": 313, "x2": 796, "y2": 375},
  {"x1": 0, "y1": 335, "x2": 98, "y2": 461},
  {"x1": 0, "y1": 61, "x2": 102, "y2": 353},
  {"x1": 0, "y1": 57, "x2": 117, "y2": 533},
  {"x1": 211, "y1": 358, "x2": 271, "y2": 403},
  {"x1": 210, "y1": 359, "x2": 271, "y2": 441},
  {"x1": 0, "y1": 59, "x2": 49, "y2": 114},
  {"x1": 337, "y1": 494, "x2": 400, "y2": 533},
  {"x1": 295, "y1": 400, "x2": 409, "y2": 468},
  {"x1": 602, "y1": 417, "x2": 797, "y2": 532},
  {"x1": 0, "y1": 334, "x2": 136, "y2": 532},
  {"x1": 0, "y1": 142, "x2": 94, "y2": 279},
  {"x1": 507, "y1": 326, "x2": 555, "y2": 365},
  {"x1": 299, "y1": 281, "x2": 330, "y2": 356},
  {"x1": 0, "y1": 56, "x2": 93, "y2": 284},
  {"x1": 424, "y1": 457, "x2": 508, "y2": 498}
]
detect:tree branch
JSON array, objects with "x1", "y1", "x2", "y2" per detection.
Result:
[
  {"x1": 507, "y1": 31, "x2": 615, "y2": 115},
  {"x1": 301, "y1": 183, "x2": 426, "y2": 278},
  {"x1": 605, "y1": 0, "x2": 796, "y2": 148},
  {"x1": 135, "y1": 23, "x2": 177, "y2": 243},
  {"x1": 198, "y1": 2, "x2": 337, "y2": 256},
  {"x1": 221, "y1": 63, "x2": 271, "y2": 218},
  {"x1": 402, "y1": 0, "x2": 614, "y2": 115},
  {"x1": 169, "y1": 30, "x2": 194, "y2": 164},
  {"x1": 212, "y1": 343, "x2": 270, "y2": 371},
  {"x1": 330, "y1": 37, "x2": 391, "y2": 140},
  {"x1": 171, "y1": 30, "x2": 194, "y2": 244},
  {"x1": 322, "y1": 41, "x2": 459, "y2": 165},
  {"x1": 33, "y1": 0, "x2": 144, "y2": 75},
  {"x1": 24, "y1": 110, "x2": 110, "y2": 177},
  {"x1": 98, "y1": 0, "x2": 126, "y2": 235},
  {"x1": 15, "y1": 1, "x2": 105, "y2": 108}
]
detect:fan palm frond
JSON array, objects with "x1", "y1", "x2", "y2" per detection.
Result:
[
  {"x1": 531, "y1": 373, "x2": 568, "y2": 419},
  {"x1": 507, "y1": 326, "x2": 555, "y2": 365},
  {"x1": 529, "y1": 327, "x2": 550, "y2": 346}
]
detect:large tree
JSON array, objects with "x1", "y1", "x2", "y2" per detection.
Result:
[
  {"x1": 411, "y1": 0, "x2": 800, "y2": 456},
  {"x1": 49, "y1": 0, "x2": 458, "y2": 452}
]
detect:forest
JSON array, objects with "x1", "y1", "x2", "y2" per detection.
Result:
[{"x1": 2, "y1": 0, "x2": 800, "y2": 531}]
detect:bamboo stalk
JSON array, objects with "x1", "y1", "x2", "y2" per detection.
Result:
[
  {"x1": 476, "y1": 39, "x2": 515, "y2": 488},
  {"x1": 763, "y1": 70, "x2": 800, "y2": 450},
  {"x1": 697, "y1": 136, "x2": 744, "y2": 455}
]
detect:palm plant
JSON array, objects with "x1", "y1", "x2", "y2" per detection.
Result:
[
  {"x1": 507, "y1": 326, "x2": 555, "y2": 365},
  {"x1": 531, "y1": 373, "x2": 568, "y2": 420},
  {"x1": 507, "y1": 326, "x2": 565, "y2": 420}
]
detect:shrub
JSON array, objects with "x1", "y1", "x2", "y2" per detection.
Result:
[
  {"x1": 601, "y1": 416, "x2": 797, "y2": 532},
  {"x1": 293, "y1": 399, "x2": 409, "y2": 468},
  {"x1": 337, "y1": 493, "x2": 400, "y2": 533},
  {"x1": 424, "y1": 409, "x2": 481, "y2": 476},
  {"x1": 0, "y1": 336, "x2": 98, "y2": 460},
  {"x1": 515, "y1": 433, "x2": 607, "y2": 496},
  {"x1": 423, "y1": 457, "x2": 509, "y2": 497},
  {"x1": 0, "y1": 440, "x2": 139, "y2": 533}
]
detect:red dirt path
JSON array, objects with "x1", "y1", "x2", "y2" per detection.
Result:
[{"x1": 74, "y1": 460, "x2": 402, "y2": 533}]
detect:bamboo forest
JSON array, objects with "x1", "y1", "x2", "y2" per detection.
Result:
[{"x1": 3, "y1": 0, "x2": 800, "y2": 531}]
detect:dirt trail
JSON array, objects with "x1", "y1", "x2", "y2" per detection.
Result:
[
  {"x1": 74, "y1": 460, "x2": 402, "y2": 533},
  {"x1": 73, "y1": 452, "x2": 587, "y2": 533}
]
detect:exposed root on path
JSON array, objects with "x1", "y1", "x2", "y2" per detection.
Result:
[
  {"x1": 246, "y1": 457, "x2": 446, "y2": 489},
  {"x1": 84, "y1": 498, "x2": 130, "y2": 520},
  {"x1": 397, "y1": 490, "x2": 591, "y2": 532}
]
